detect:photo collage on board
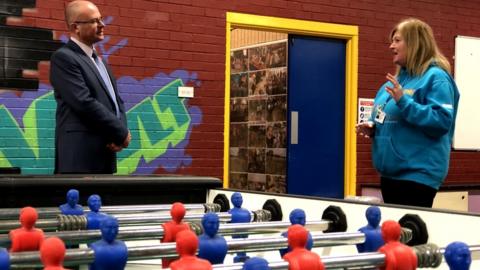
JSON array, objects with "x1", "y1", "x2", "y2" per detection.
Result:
[{"x1": 230, "y1": 41, "x2": 287, "y2": 194}]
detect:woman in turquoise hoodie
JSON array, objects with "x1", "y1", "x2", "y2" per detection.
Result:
[{"x1": 356, "y1": 18, "x2": 460, "y2": 207}]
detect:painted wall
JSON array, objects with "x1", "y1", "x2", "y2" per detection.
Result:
[{"x1": 1, "y1": 0, "x2": 479, "y2": 188}]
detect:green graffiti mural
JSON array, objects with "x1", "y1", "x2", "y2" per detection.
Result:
[
  {"x1": 0, "y1": 78, "x2": 193, "y2": 174},
  {"x1": 117, "y1": 79, "x2": 191, "y2": 174},
  {"x1": 0, "y1": 92, "x2": 55, "y2": 174}
]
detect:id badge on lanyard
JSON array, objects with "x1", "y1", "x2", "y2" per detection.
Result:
[{"x1": 375, "y1": 105, "x2": 386, "y2": 124}]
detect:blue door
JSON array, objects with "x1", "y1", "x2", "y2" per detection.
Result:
[{"x1": 287, "y1": 35, "x2": 346, "y2": 198}]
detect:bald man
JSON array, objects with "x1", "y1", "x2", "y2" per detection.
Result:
[{"x1": 50, "y1": 1, "x2": 130, "y2": 174}]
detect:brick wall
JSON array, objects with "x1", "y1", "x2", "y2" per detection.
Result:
[{"x1": 1, "y1": 0, "x2": 479, "y2": 187}]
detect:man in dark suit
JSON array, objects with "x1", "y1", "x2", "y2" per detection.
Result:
[{"x1": 50, "y1": 0, "x2": 131, "y2": 174}]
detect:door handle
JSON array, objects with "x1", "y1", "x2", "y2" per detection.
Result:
[{"x1": 291, "y1": 111, "x2": 298, "y2": 144}]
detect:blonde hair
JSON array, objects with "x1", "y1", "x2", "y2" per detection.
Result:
[{"x1": 390, "y1": 18, "x2": 451, "y2": 76}]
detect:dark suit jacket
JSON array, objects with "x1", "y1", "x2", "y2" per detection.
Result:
[{"x1": 50, "y1": 40, "x2": 128, "y2": 174}]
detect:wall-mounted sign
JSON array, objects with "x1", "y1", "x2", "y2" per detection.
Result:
[{"x1": 358, "y1": 98, "x2": 374, "y2": 123}]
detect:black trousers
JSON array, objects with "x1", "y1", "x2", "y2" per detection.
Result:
[{"x1": 380, "y1": 177, "x2": 437, "y2": 208}]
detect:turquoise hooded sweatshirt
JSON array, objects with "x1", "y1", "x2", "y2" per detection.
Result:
[{"x1": 371, "y1": 65, "x2": 460, "y2": 189}]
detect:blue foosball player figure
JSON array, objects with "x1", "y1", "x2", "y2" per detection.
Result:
[
  {"x1": 86, "y1": 194, "x2": 108, "y2": 230},
  {"x1": 444, "y1": 241, "x2": 471, "y2": 270},
  {"x1": 243, "y1": 257, "x2": 271, "y2": 270},
  {"x1": 59, "y1": 189, "x2": 84, "y2": 215},
  {"x1": 279, "y1": 209, "x2": 313, "y2": 257},
  {"x1": 229, "y1": 192, "x2": 251, "y2": 224},
  {"x1": 89, "y1": 216, "x2": 128, "y2": 270},
  {"x1": 356, "y1": 206, "x2": 384, "y2": 253},
  {"x1": 228, "y1": 192, "x2": 251, "y2": 263},
  {"x1": 0, "y1": 248, "x2": 9, "y2": 270},
  {"x1": 198, "y1": 212, "x2": 228, "y2": 264}
]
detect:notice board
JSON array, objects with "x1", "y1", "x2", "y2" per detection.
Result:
[{"x1": 453, "y1": 36, "x2": 480, "y2": 150}]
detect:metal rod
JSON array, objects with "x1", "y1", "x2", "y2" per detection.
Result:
[
  {"x1": 0, "y1": 211, "x2": 231, "y2": 233},
  {"x1": 206, "y1": 244, "x2": 480, "y2": 270},
  {"x1": 115, "y1": 212, "x2": 231, "y2": 225},
  {"x1": 0, "y1": 219, "x2": 60, "y2": 233},
  {"x1": 214, "y1": 220, "x2": 330, "y2": 236},
  {"x1": 207, "y1": 253, "x2": 387, "y2": 270},
  {"x1": 0, "y1": 203, "x2": 218, "y2": 220},
  {"x1": 0, "y1": 220, "x2": 330, "y2": 247},
  {"x1": 0, "y1": 207, "x2": 272, "y2": 233},
  {"x1": 8, "y1": 231, "x2": 365, "y2": 268}
]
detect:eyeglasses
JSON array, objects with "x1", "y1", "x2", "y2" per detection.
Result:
[{"x1": 74, "y1": 17, "x2": 104, "y2": 25}]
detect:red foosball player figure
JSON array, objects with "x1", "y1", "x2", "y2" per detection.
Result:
[
  {"x1": 170, "y1": 230, "x2": 212, "y2": 270},
  {"x1": 283, "y1": 224, "x2": 324, "y2": 270},
  {"x1": 40, "y1": 237, "x2": 69, "y2": 270},
  {"x1": 378, "y1": 220, "x2": 417, "y2": 270},
  {"x1": 9, "y1": 206, "x2": 45, "y2": 252},
  {"x1": 161, "y1": 202, "x2": 191, "y2": 268}
]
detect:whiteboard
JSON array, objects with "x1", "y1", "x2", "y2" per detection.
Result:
[{"x1": 453, "y1": 36, "x2": 480, "y2": 150}]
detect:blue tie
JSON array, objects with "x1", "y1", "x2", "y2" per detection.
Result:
[{"x1": 92, "y1": 51, "x2": 120, "y2": 118}]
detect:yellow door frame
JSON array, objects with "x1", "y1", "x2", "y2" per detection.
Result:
[{"x1": 223, "y1": 12, "x2": 358, "y2": 197}]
